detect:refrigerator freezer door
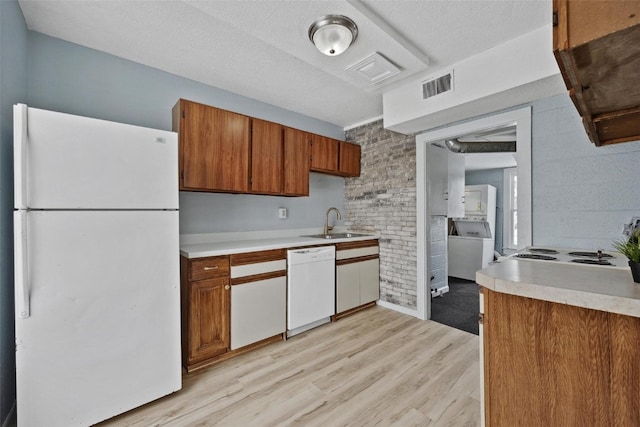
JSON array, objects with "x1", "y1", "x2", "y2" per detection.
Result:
[
  {"x1": 14, "y1": 104, "x2": 178, "y2": 210},
  {"x1": 15, "y1": 210, "x2": 181, "y2": 427}
]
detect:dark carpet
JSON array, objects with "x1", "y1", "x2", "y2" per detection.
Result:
[{"x1": 431, "y1": 277, "x2": 479, "y2": 335}]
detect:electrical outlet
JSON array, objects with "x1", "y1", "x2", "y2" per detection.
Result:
[{"x1": 278, "y1": 207, "x2": 287, "y2": 219}]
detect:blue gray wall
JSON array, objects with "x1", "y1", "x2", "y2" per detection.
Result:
[
  {"x1": 0, "y1": 1, "x2": 28, "y2": 422},
  {"x1": 531, "y1": 94, "x2": 640, "y2": 249},
  {"x1": 466, "y1": 169, "x2": 505, "y2": 254},
  {"x1": 27, "y1": 32, "x2": 346, "y2": 234}
]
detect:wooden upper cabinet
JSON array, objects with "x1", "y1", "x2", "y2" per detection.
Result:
[
  {"x1": 553, "y1": 0, "x2": 640, "y2": 146},
  {"x1": 173, "y1": 99, "x2": 250, "y2": 192},
  {"x1": 250, "y1": 119, "x2": 283, "y2": 195},
  {"x1": 173, "y1": 98, "x2": 357, "y2": 195},
  {"x1": 283, "y1": 127, "x2": 310, "y2": 196},
  {"x1": 339, "y1": 142, "x2": 361, "y2": 177},
  {"x1": 310, "y1": 134, "x2": 339, "y2": 173}
]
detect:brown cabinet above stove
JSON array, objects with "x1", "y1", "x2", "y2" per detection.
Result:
[{"x1": 553, "y1": 0, "x2": 640, "y2": 146}]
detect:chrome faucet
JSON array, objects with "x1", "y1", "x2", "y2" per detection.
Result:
[{"x1": 324, "y1": 207, "x2": 342, "y2": 236}]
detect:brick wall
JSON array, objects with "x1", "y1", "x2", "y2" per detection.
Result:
[{"x1": 344, "y1": 119, "x2": 417, "y2": 309}]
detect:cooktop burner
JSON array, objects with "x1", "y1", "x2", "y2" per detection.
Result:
[
  {"x1": 570, "y1": 259, "x2": 613, "y2": 266},
  {"x1": 516, "y1": 254, "x2": 558, "y2": 261},
  {"x1": 528, "y1": 248, "x2": 560, "y2": 255},
  {"x1": 567, "y1": 251, "x2": 613, "y2": 258}
]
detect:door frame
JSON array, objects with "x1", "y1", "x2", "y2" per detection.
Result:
[{"x1": 415, "y1": 107, "x2": 532, "y2": 320}]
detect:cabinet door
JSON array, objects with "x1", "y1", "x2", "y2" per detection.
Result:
[
  {"x1": 337, "y1": 263, "x2": 360, "y2": 313},
  {"x1": 251, "y1": 119, "x2": 283, "y2": 194},
  {"x1": 339, "y1": 142, "x2": 361, "y2": 177},
  {"x1": 310, "y1": 135, "x2": 339, "y2": 173},
  {"x1": 283, "y1": 128, "x2": 310, "y2": 196},
  {"x1": 484, "y1": 290, "x2": 611, "y2": 426},
  {"x1": 179, "y1": 100, "x2": 250, "y2": 192},
  {"x1": 188, "y1": 277, "x2": 230, "y2": 364},
  {"x1": 359, "y1": 258, "x2": 380, "y2": 304},
  {"x1": 230, "y1": 276, "x2": 286, "y2": 350}
]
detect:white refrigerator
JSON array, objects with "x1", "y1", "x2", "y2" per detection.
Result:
[{"x1": 13, "y1": 104, "x2": 182, "y2": 426}]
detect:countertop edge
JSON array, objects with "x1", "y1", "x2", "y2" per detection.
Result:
[
  {"x1": 180, "y1": 234, "x2": 379, "y2": 258},
  {"x1": 477, "y1": 262, "x2": 640, "y2": 318}
]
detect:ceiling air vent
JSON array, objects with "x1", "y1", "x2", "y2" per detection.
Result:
[{"x1": 422, "y1": 71, "x2": 453, "y2": 99}]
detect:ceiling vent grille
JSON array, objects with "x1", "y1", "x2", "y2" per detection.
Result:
[{"x1": 422, "y1": 71, "x2": 453, "y2": 99}]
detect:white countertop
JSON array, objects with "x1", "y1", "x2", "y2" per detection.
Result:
[
  {"x1": 180, "y1": 228, "x2": 379, "y2": 258},
  {"x1": 477, "y1": 258, "x2": 640, "y2": 318}
]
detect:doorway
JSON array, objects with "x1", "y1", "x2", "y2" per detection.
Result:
[{"x1": 415, "y1": 107, "x2": 532, "y2": 321}]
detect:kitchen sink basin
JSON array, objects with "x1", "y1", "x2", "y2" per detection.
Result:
[{"x1": 302, "y1": 232, "x2": 371, "y2": 239}]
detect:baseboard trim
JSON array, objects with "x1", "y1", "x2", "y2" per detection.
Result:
[
  {"x1": 2, "y1": 401, "x2": 16, "y2": 427},
  {"x1": 376, "y1": 300, "x2": 418, "y2": 317}
]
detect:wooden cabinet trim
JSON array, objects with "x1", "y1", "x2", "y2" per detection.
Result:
[
  {"x1": 185, "y1": 334, "x2": 283, "y2": 373},
  {"x1": 230, "y1": 249, "x2": 286, "y2": 265},
  {"x1": 231, "y1": 270, "x2": 286, "y2": 285},
  {"x1": 335, "y1": 240, "x2": 379, "y2": 251},
  {"x1": 336, "y1": 254, "x2": 379, "y2": 266}
]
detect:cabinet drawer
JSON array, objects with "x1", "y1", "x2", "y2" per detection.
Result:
[
  {"x1": 189, "y1": 256, "x2": 230, "y2": 281},
  {"x1": 336, "y1": 245, "x2": 379, "y2": 261},
  {"x1": 231, "y1": 260, "x2": 286, "y2": 279}
]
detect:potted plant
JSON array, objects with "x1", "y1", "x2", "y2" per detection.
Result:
[{"x1": 613, "y1": 228, "x2": 640, "y2": 283}]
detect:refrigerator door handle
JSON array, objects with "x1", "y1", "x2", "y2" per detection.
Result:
[
  {"x1": 14, "y1": 103, "x2": 28, "y2": 209},
  {"x1": 14, "y1": 211, "x2": 30, "y2": 318}
]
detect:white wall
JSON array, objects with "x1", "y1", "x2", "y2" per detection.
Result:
[
  {"x1": 532, "y1": 94, "x2": 640, "y2": 249},
  {"x1": 384, "y1": 25, "x2": 565, "y2": 134}
]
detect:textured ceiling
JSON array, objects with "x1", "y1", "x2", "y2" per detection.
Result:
[{"x1": 18, "y1": 0, "x2": 551, "y2": 128}]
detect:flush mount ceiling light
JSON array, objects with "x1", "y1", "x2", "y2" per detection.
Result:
[{"x1": 308, "y1": 15, "x2": 358, "y2": 56}]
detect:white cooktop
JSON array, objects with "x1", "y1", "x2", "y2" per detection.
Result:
[{"x1": 503, "y1": 247, "x2": 628, "y2": 269}]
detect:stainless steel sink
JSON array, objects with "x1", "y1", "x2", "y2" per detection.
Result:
[{"x1": 302, "y1": 232, "x2": 371, "y2": 239}]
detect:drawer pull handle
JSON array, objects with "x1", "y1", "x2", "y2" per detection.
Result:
[
  {"x1": 203, "y1": 266, "x2": 219, "y2": 271},
  {"x1": 224, "y1": 285, "x2": 230, "y2": 290}
]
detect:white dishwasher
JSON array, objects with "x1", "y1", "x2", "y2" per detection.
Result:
[{"x1": 287, "y1": 246, "x2": 336, "y2": 337}]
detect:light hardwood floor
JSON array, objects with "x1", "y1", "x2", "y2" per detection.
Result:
[{"x1": 98, "y1": 306, "x2": 481, "y2": 426}]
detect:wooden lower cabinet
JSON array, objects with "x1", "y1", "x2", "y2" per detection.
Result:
[
  {"x1": 181, "y1": 255, "x2": 231, "y2": 372},
  {"x1": 187, "y1": 277, "x2": 230, "y2": 364},
  {"x1": 482, "y1": 288, "x2": 640, "y2": 426},
  {"x1": 181, "y1": 250, "x2": 287, "y2": 372}
]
